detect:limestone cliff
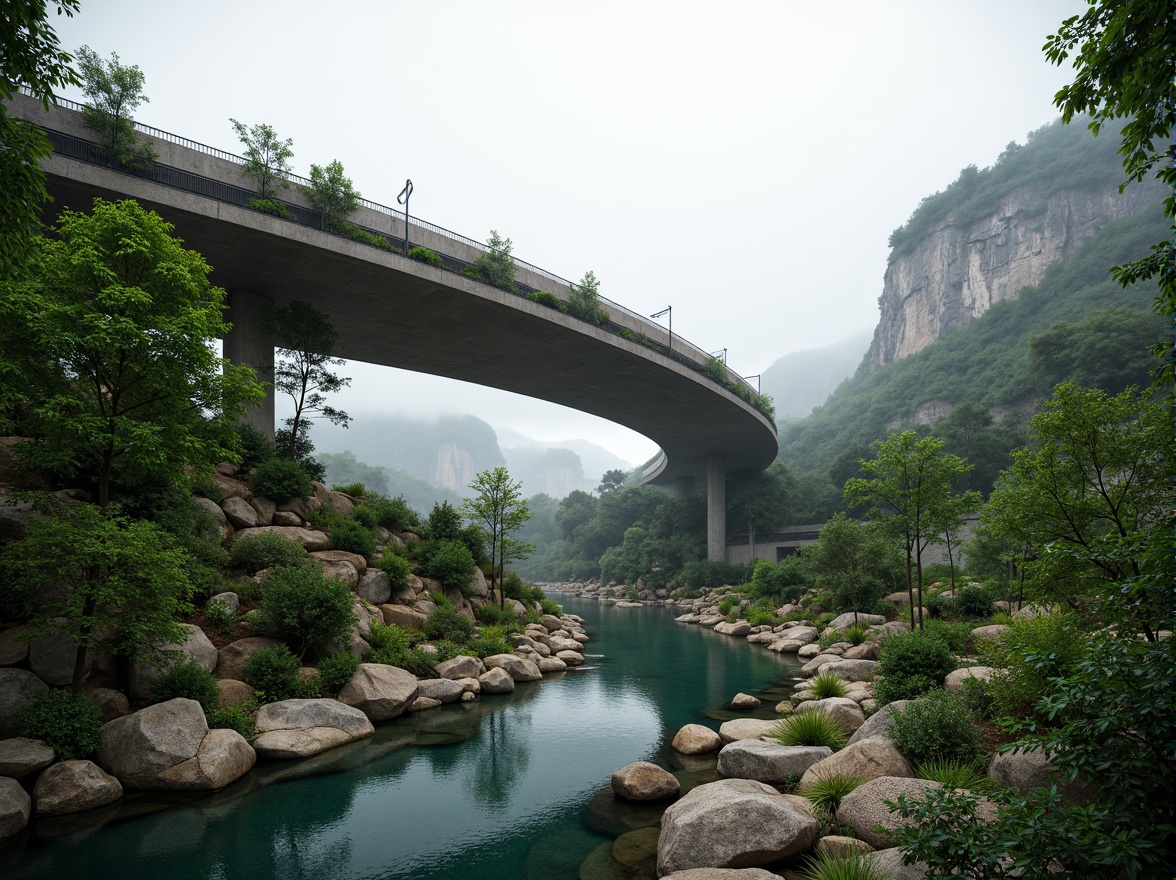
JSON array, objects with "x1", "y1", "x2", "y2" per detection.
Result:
[{"x1": 869, "y1": 178, "x2": 1163, "y2": 368}]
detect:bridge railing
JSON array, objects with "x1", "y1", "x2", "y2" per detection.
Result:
[{"x1": 28, "y1": 94, "x2": 768, "y2": 408}]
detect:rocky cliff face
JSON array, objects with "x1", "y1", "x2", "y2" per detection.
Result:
[
  {"x1": 869, "y1": 179, "x2": 1162, "y2": 368},
  {"x1": 433, "y1": 441, "x2": 479, "y2": 493}
]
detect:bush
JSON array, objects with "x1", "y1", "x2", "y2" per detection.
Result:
[
  {"x1": 874, "y1": 629, "x2": 956, "y2": 705},
  {"x1": 539, "y1": 597, "x2": 562, "y2": 616},
  {"x1": 716, "y1": 594, "x2": 740, "y2": 616},
  {"x1": 344, "y1": 223, "x2": 396, "y2": 251},
  {"x1": 408, "y1": 246, "x2": 442, "y2": 266},
  {"x1": 150, "y1": 660, "x2": 221, "y2": 712},
  {"x1": 246, "y1": 197, "x2": 293, "y2": 220},
  {"x1": 204, "y1": 599, "x2": 238, "y2": 634},
  {"x1": 772, "y1": 708, "x2": 848, "y2": 750},
  {"x1": 232, "y1": 423, "x2": 275, "y2": 470},
  {"x1": 243, "y1": 644, "x2": 318, "y2": 703},
  {"x1": 746, "y1": 603, "x2": 777, "y2": 627},
  {"x1": 352, "y1": 494, "x2": 419, "y2": 532},
  {"x1": 229, "y1": 532, "x2": 308, "y2": 573},
  {"x1": 915, "y1": 758, "x2": 988, "y2": 790},
  {"x1": 258, "y1": 564, "x2": 357, "y2": 658},
  {"x1": 956, "y1": 584, "x2": 994, "y2": 619},
  {"x1": 250, "y1": 458, "x2": 312, "y2": 502},
  {"x1": 467, "y1": 624, "x2": 513, "y2": 658},
  {"x1": 423, "y1": 607, "x2": 475, "y2": 643},
  {"x1": 331, "y1": 482, "x2": 366, "y2": 497},
  {"x1": 378, "y1": 553, "x2": 412, "y2": 590},
  {"x1": 981, "y1": 611, "x2": 1084, "y2": 722},
  {"x1": 329, "y1": 517, "x2": 376, "y2": 557},
  {"x1": 19, "y1": 689, "x2": 102, "y2": 760},
  {"x1": 476, "y1": 602, "x2": 523, "y2": 630},
  {"x1": 419, "y1": 539, "x2": 477, "y2": 592},
  {"x1": 887, "y1": 690, "x2": 983, "y2": 766},
  {"x1": 810, "y1": 671, "x2": 849, "y2": 699},
  {"x1": 205, "y1": 706, "x2": 258, "y2": 743},
  {"x1": 316, "y1": 651, "x2": 360, "y2": 693},
  {"x1": 749, "y1": 556, "x2": 812, "y2": 603},
  {"x1": 800, "y1": 772, "x2": 866, "y2": 813},
  {"x1": 365, "y1": 622, "x2": 436, "y2": 676},
  {"x1": 923, "y1": 619, "x2": 975, "y2": 654},
  {"x1": 526, "y1": 290, "x2": 566, "y2": 311},
  {"x1": 925, "y1": 592, "x2": 958, "y2": 619}
]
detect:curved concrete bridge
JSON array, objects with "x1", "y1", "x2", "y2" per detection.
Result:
[{"x1": 13, "y1": 94, "x2": 778, "y2": 560}]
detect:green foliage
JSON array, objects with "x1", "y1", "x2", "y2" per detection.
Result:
[
  {"x1": 409, "y1": 246, "x2": 442, "y2": 266},
  {"x1": 332, "y1": 482, "x2": 366, "y2": 497},
  {"x1": 273, "y1": 422, "x2": 327, "y2": 483},
  {"x1": 231, "y1": 118, "x2": 293, "y2": 199},
  {"x1": 749, "y1": 556, "x2": 812, "y2": 604},
  {"x1": 670, "y1": 560, "x2": 752, "y2": 591},
  {"x1": 0, "y1": 199, "x2": 262, "y2": 508},
  {"x1": 246, "y1": 197, "x2": 294, "y2": 219},
  {"x1": 888, "y1": 690, "x2": 983, "y2": 766},
  {"x1": 205, "y1": 706, "x2": 258, "y2": 743},
  {"x1": 808, "y1": 514, "x2": 894, "y2": 618},
  {"x1": 810, "y1": 671, "x2": 849, "y2": 699},
  {"x1": 315, "y1": 651, "x2": 360, "y2": 693},
  {"x1": 258, "y1": 564, "x2": 357, "y2": 659},
  {"x1": 76, "y1": 46, "x2": 156, "y2": 168},
  {"x1": 842, "y1": 623, "x2": 869, "y2": 645},
  {"x1": 921, "y1": 619, "x2": 974, "y2": 655},
  {"x1": 343, "y1": 222, "x2": 397, "y2": 251},
  {"x1": 1028, "y1": 306, "x2": 1161, "y2": 395},
  {"x1": 142, "y1": 491, "x2": 228, "y2": 599},
  {"x1": 467, "y1": 230, "x2": 517, "y2": 291},
  {"x1": 353, "y1": 493, "x2": 420, "y2": 532},
  {"x1": 204, "y1": 599, "x2": 238, "y2": 635},
  {"x1": 800, "y1": 772, "x2": 866, "y2": 813},
  {"x1": 18, "y1": 688, "x2": 102, "y2": 760},
  {"x1": 526, "y1": 290, "x2": 566, "y2": 311},
  {"x1": 305, "y1": 159, "x2": 359, "y2": 232},
  {"x1": 716, "y1": 594, "x2": 740, "y2": 616},
  {"x1": 980, "y1": 611, "x2": 1084, "y2": 722},
  {"x1": 249, "y1": 457, "x2": 312, "y2": 502},
  {"x1": 378, "y1": 553, "x2": 412, "y2": 590},
  {"x1": 567, "y1": 270, "x2": 609, "y2": 325},
  {"x1": 420, "y1": 539, "x2": 477, "y2": 592},
  {"x1": 365, "y1": 622, "x2": 436, "y2": 676},
  {"x1": 745, "y1": 605, "x2": 777, "y2": 627},
  {"x1": 799, "y1": 848, "x2": 891, "y2": 880},
  {"x1": 772, "y1": 708, "x2": 848, "y2": 750},
  {"x1": 466, "y1": 625, "x2": 513, "y2": 659},
  {"x1": 0, "y1": 502, "x2": 194, "y2": 692},
  {"x1": 329, "y1": 517, "x2": 376, "y2": 557},
  {"x1": 232, "y1": 422, "x2": 276, "y2": 470},
  {"x1": 320, "y1": 452, "x2": 390, "y2": 497},
  {"x1": 915, "y1": 758, "x2": 988, "y2": 791},
  {"x1": 427, "y1": 501, "x2": 464, "y2": 541},
  {"x1": 475, "y1": 602, "x2": 523, "y2": 631},
  {"x1": 423, "y1": 607, "x2": 475, "y2": 643},
  {"x1": 243, "y1": 644, "x2": 317, "y2": 703},
  {"x1": 463, "y1": 467, "x2": 532, "y2": 607},
  {"x1": 955, "y1": 584, "x2": 993, "y2": 619},
  {"x1": 150, "y1": 660, "x2": 222, "y2": 712},
  {"x1": 874, "y1": 629, "x2": 955, "y2": 705},
  {"x1": 229, "y1": 532, "x2": 308, "y2": 574}
]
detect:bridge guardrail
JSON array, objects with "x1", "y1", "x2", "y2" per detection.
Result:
[{"x1": 27, "y1": 94, "x2": 767, "y2": 405}]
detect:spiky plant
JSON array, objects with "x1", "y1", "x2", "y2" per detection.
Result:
[
  {"x1": 915, "y1": 758, "x2": 990, "y2": 792},
  {"x1": 810, "y1": 671, "x2": 850, "y2": 699},
  {"x1": 842, "y1": 623, "x2": 870, "y2": 645},
  {"x1": 800, "y1": 772, "x2": 867, "y2": 813},
  {"x1": 772, "y1": 708, "x2": 848, "y2": 750},
  {"x1": 800, "y1": 849, "x2": 891, "y2": 880}
]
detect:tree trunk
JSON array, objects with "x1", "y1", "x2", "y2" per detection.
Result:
[
  {"x1": 905, "y1": 539, "x2": 915, "y2": 629},
  {"x1": 71, "y1": 595, "x2": 97, "y2": 693},
  {"x1": 915, "y1": 542, "x2": 925, "y2": 630}
]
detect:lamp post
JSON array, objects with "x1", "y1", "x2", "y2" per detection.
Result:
[
  {"x1": 651, "y1": 305, "x2": 672, "y2": 357},
  {"x1": 745, "y1": 374, "x2": 762, "y2": 394},
  {"x1": 396, "y1": 179, "x2": 413, "y2": 256},
  {"x1": 710, "y1": 348, "x2": 727, "y2": 364}
]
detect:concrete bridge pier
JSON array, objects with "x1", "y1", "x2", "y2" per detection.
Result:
[
  {"x1": 707, "y1": 452, "x2": 726, "y2": 562},
  {"x1": 223, "y1": 289, "x2": 275, "y2": 438}
]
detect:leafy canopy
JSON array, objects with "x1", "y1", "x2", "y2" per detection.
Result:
[
  {"x1": 75, "y1": 46, "x2": 155, "y2": 167},
  {"x1": 230, "y1": 118, "x2": 294, "y2": 199}
]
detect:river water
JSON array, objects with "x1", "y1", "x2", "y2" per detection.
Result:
[{"x1": 3, "y1": 597, "x2": 801, "y2": 880}]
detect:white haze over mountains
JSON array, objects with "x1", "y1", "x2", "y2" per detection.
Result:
[{"x1": 56, "y1": 1, "x2": 1085, "y2": 468}]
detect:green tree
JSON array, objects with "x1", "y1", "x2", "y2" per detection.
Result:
[
  {"x1": 264, "y1": 300, "x2": 352, "y2": 463},
  {"x1": 0, "y1": 198, "x2": 263, "y2": 508},
  {"x1": 982, "y1": 383, "x2": 1171, "y2": 639},
  {"x1": 0, "y1": 0, "x2": 80, "y2": 275},
  {"x1": 807, "y1": 513, "x2": 894, "y2": 623},
  {"x1": 463, "y1": 467, "x2": 532, "y2": 608},
  {"x1": 305, "y1": 159, "x2": 359, "y2": 232},
  {"x1": 726, "y1": 462, "x2": 792, "y2": 561},
  {"x1": 596, "y1": 469, "x2": 628, "y2": 493},
  {"x1": 567, "y1": 269, "x2": 609, "y2": 325},
  {"x1": 1027, "y1": 307, "x2": 1161, "y2": 395},
  {"x1": 230, "y1": 118, "x2": 294, "y2": 199},
  {"x1": 0, "y1": 501, "x2": 194, "y2": 692},
  {"x1": 845, "y1": 431, "x2": 980, "y2": 629},
  {"x1": 75, "y1": 46, "x2": 155, "y2": 168},
  {"x1": 468, "y1": 230, "x2": 517, "y2": 291},
  {"x1": 1045, "y1": 0, "x2": 1176, "y2": 393}
]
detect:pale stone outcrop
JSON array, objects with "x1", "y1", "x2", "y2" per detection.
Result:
[
  {"x1": 355, "y1": 569, "x2": 392, "y2": 605},
  {"x1": 717, "y1": 740, "x2": 831, "y2": 785},
  {"x1": 483, "y1": 654, "x2": 542, "y2": 682},
  {"x1": 672, "y1": 724, "x2": 723, "y2": 755},
  {"x1": 128, "y1": 623, "x2": 218, "y2": 700},
  {"x1": 717, "y1": 718, "x2": 779, "y2": 744},
  {"x1": 814, "y1": 659, "x2": 879, "y2": 682},
  {"x1": 945, "y1": 665, "x2": 993, "y2": 694},
  {"x1": 215, "y1": 636, "x2": 282, "y2": 681},
  {"x1": 825, "y1": 613, "x2": 886, "y2": 631},
  {"x1": 252, "y1": 698, "x2": 374, "y2": 759},
  {"x1": 416, "y1": 678, "x2": 464, "y2": 704},
  {"x1": 836, "y1": 776, "x2": 939, "y2": 848},
  {"x1": 729, "y1": 693, "x2": 760, "y2": 710},
  {"x1": 435, "y1": 655, "x2": 486, "y2": 680},
  {"x1": 0, "y1": 738, "x2": 55, "y2": 779},
  {"x1": 336, "y1": 663, "x2": 419, "y2": 721},
  {"x1": 479, "y1": 667, "x2": 515, "y2": 694},
  {"x1": 793, "y1": 697, "x2": 866, "y2": 734},
  {"x1": 847, "y1": 700, "x2": 911, "y2": 746},
  {"x1": 799, "y1": 738, "x2": 914, "y2": 790},
  {"x1": 611, "y1": 761, "x2": 680, "y2": 802},
  {"x1": 33, "y1": 759, "x2": 123, "y2": 815},
  {"x1": 234, "y1": 525, "x2": 330, "y2": 552},
  {"x1": 380, "y1": 604, "x2": 427, "y2": 631}
]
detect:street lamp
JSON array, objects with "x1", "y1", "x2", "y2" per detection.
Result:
[
  {"x1": 710, "y1": 348, "x2": 727, "y2": 364},
  {"x1": 396, "y1": 179, "x2": 413, "y2": 256},
  {"x1": 651, "y1": 305, "x2": 672, "y2": 357},
  {"x1": 745, "y1": 374, "x2": 762, "y2": 394}
]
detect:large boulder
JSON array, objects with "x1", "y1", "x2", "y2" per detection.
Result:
[
  {"x1": 0, "y1": 625, "x2": 32, "y2": 667},
  {"x1": 775, "y1": 625, "x2": 818, "y2": 644},
  {"x1": 945, "y1": 666, "x2": 993, "y2": 694},
  {"x1": 128, "y1": 623, "x2": 218, "y2": 700},
  {"x1": 825, "y1": 613, "x2": 887, "y2": 631},
  {"x1": 836, "y1": 776, "x2": 939, "y2": 848},
  {"x1": 717, "y1": 740, "x2": 831, "y2": 785},
  {"x1": 672, "y1": 724, "x2": 723, "y2": 755},
  {"x1": 479, "y1": 667, "x2": 515, "y2": 694},
  {"x1": 97, "y1": 698, "x2": 255, "y2": 790},
  {"x1": 483, "y1": 654, "x2": 542, "y2": 682},
  {"x1": 556, "y1": 649, "x2": 584, "y2": 667},
  {"x1": 233, "y1": 525, "x2": 330, "y2": 552},
  {"x1": 988, "y1": 747, "x2": 1092, "y2": 806},
  {"x1": 799, "y1": 738, "x2": 913, "y2": 790},
  {"x1": 86, "y1": 687, "x2": 131, "y2": 723},
  {"x1": 847, "y1": 700, "x2": 911, "y2": 746},
  {"x1": 221, "y1": 496, "x2": 258, "y2": 530},
  {"x1": 310, "y1": 549, "x2": 367, "y2": 575},
  {"x1": 0, "y1": 776, "x2": 31, "y2": 841},
  {"x1": 28, "y1": 631, "x2": 91, "y2": 688},
  {"x1": 538, "y1": 656, "x2": 567, "y2": 674},
  {"x1": 661, "y1": 871, "x2": 781, "y2": 880},
  {"x1": 814, "y1": 659, "x2": 879, "y2": 682},
  {"x1": 435, "y1": 655, "x2": 486, "y2": 680},
  {"x1": 793, "y1": 697, "x2": 866, "y2": 734},
  {"x1": 355, "y1": 570, "x2": 392, "y2": 605},
  {"x1": 0, "y1": 668, "x2": 50, "y2": 737},
  {"x1": 657, "y1": 778, "x2": 818, "y2": 875},
  {"x1": 252, "y1": 698, "x2": 375, "y2": 759},
  {"x1": 970, "y1": 624, "x2": 1010, "y2": 643},
  {"x1": 611, "y1": 761, "x2": 681, "y2": 802},
  {"x1": 0, "y1": 737, "x2": 55, "y2": 779},
  {"x1": 416, "y1": 678, "x2": 464, "y2": 705},
  {"x1": 33, "y1": 759, "x2": 123, "y2": 815},
  {"x1": 380, "y1": 604, "x2": 428, "y2": 631},
  {"x1": 215, "y1": 636, "x2": 282, "y2": 681},
  {"x1": 717, "y1": 718, "x2": 779, "y2": 744},
  {"x1": 868, "y1": 848, "x2": 933, "y2": 880},
  {"x1": 336, "y1": 663, "x2": 419, "y2": 721},
  {"x1": 713, "y1": 621, "x2": 752, "y2": 637}
]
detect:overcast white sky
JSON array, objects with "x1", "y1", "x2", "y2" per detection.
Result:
[{"x1": 53, "y1": 0, "x2": 1084, "y2": 465}]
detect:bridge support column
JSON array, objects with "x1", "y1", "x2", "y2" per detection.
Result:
[
  {"x1": 223, "y1": 290, "x2": 274, "y2": 439},
  {"x1": 707, "y1": 452, "x2": 726, "y2": 562},
  {"x1": 673, "y1": 475, "x2": 695, "y2": 498}
]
